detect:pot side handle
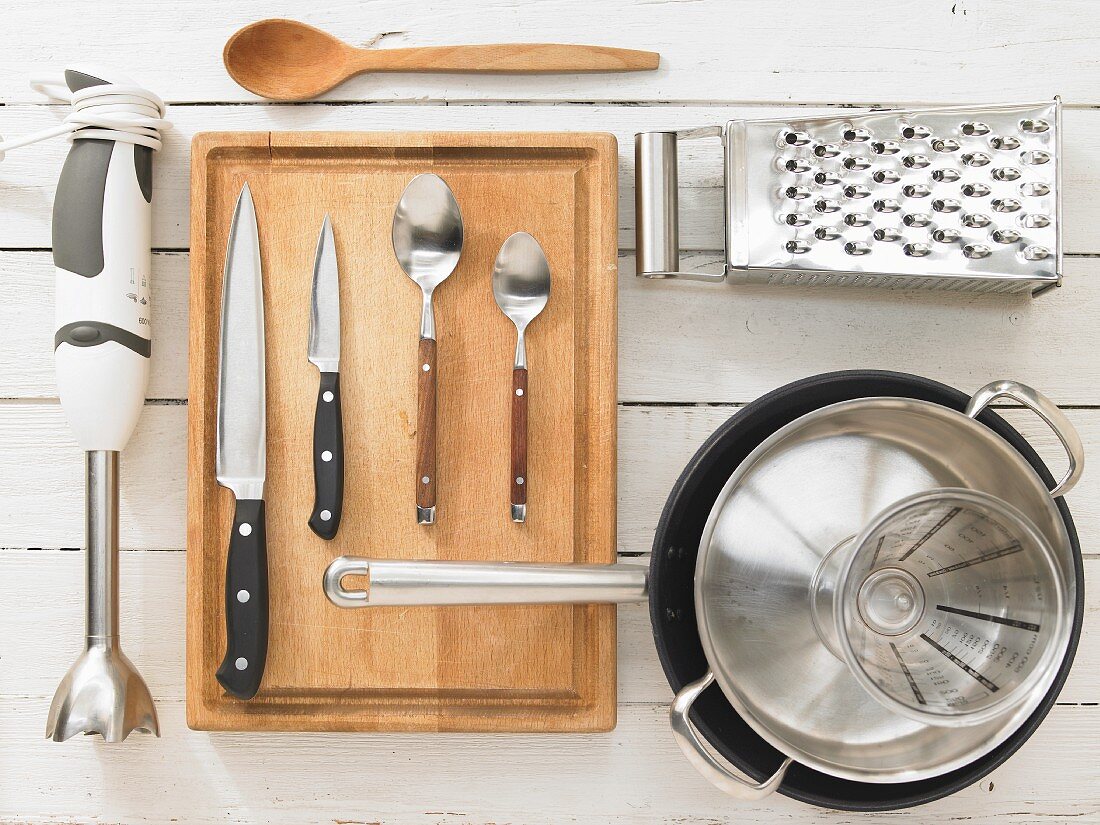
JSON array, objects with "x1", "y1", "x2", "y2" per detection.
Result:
[
  {"x1": 669, "y1": 671, "x2": 792, "y2": 800},
  {"x1": 966, "y1": 380, "x2": 1084, "y2": 498}
]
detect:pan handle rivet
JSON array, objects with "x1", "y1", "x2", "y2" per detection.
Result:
[
  {"x1": 235, "y1": 657, "x2": 248, "y2": 671},
  {"x1": 236, "y1": 589, "x2": 250, "y2": 603},
  {"x1": 239, "y1": 522, "x2": 252, "y2": 537}
]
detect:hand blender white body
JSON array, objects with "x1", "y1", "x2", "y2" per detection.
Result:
[{"x1": 40, "y1": 67, "x2": 161, "y2": 741}]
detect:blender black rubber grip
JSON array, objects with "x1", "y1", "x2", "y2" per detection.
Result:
[
  {"x1": 216, "y1": 498, "x2": 269, "y2": 700},
  {"x1": 52, "y1": 70, "x2": 153, "y2": 280},
  {"x1": 308, "y1": 372, "x2": 344, "y2": 539}
]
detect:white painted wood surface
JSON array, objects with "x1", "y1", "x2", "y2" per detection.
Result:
[{"x1": 1, "y1": 1, "x2": 1098, "y2": 821}]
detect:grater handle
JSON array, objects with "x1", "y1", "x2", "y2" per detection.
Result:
[{"x1": 635, "y1": 130, "x2": 726, "y2": 283}]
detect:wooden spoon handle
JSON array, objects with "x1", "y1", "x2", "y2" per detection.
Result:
[
  {"x1": 510, "y1": 367, "x2": 528, "y2": 521},
  {"x1": 353, "y1": 44, "x2": 659, "y2": 74},
  {"x1": 416, "y1": 338, "x2": 437, "y2": 525}
]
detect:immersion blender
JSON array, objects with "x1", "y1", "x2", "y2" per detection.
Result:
[{"x1": 0, "y1": 67, "x2": 169, "y2": 741}]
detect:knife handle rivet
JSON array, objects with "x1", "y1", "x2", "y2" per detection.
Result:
[
  {"x1": 236, "y1": 589, "x2": 250, "y2": 603},
  {"x1": 422, "y1": 363, "x2": 431, "y2": 372},
  {"x1": 321, "y1": 450, "x2": 333, "y2": 462},
  {"x1": 235, "y1": 657, "x2": 248, "y2": 671},
  {"x1": 320, "y1": 509, "x2": 332, "y2": 521},
  {"x1": 516, "y1": 388, "x2": 524, "y2": 396},
  {"x1": 323, "y1": 390, "x2": 334, "y2": 403},
  {"x1": 239, "y1": 522, "x2": 253, "y2": 537},
  {"x1": 516, "y1": 477, "x2": 525, "y2": 485},
  {"x1": 422, "y1": 476, "x2": 430, "y2": 485}
]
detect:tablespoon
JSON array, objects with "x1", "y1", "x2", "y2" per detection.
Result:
[
  {"x1": 492, "y1": 232, "x2": 551, "y2": 523},
  {"x1": 393, "y1": 174, "x2": 463, "y2": 525}
]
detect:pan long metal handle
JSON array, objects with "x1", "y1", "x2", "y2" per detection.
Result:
[
  {"x1": 966, "y1": 379, "x2": 1084, "y2": 498},
  {"x1": 670, "y1": 671, "x2": 791, "y2": 800},
  {"x1": 324, "y1": 557, "x2": 649, "y2": 607}
]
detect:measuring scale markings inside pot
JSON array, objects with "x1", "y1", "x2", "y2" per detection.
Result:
[{"x1": 817, "y1": 489, "x2": 1068, "y2": 728}]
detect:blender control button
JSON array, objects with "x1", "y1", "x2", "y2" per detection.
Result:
[{"x1": 68, "y1": 325, "x2": 101, "y2": 343}]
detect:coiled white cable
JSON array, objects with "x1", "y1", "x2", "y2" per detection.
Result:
[{"x1": 0, "y1": 78, "x2": 170, "y2": 161}]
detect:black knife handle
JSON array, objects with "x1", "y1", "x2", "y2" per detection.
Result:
[
  {"x1": 216, "y1": 498, "x2": 269, "y2": 700},
  {"x1": 308, "y1": 371, "x2": 344, "y2": 539}
]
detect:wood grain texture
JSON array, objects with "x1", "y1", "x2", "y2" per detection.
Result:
[
  {"x1": 4, "y1": 252, "x2": 1100, "y2": 405},
  {"x1": 0, "y1": 402, "x2": 1095, "y2": 557},
  {"x1": 6, "y1": 104, "x2": 1100, "y2": 256},
  {"x1": 186, "y1": 130, "x2": 619, "y2": 731},
  {"x1": 416, "y1": 336, "x2": 438, "y2": 515},
  {"x1": 224, "y1": 19, "x2": 659, "y2": 101},
  {"x1": 1, "y1": 696, "x2": 1099, "y2": 823},
  {"x1": 1, "y1": 3, "x2": 1098, "y2": 820},
  {"x1": 511, "y1": 366, "x2": 528, "y2": 509},
  {"x1": 6, "y1": 548, "x2": 1100, "y2": 705},
  {"x1": 349, "y1": 43, "x2": 660, "y2": 73},
  {"x1": 3, "y1": 1, "x2": 1100, "y2": 105}
]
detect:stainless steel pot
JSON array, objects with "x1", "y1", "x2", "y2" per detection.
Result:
[{"x1": 323, "y1": 379, "x2": 1083, "y2": 800}]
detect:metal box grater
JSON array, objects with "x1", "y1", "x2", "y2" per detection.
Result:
[{"x1": 636, "y1": 100, "x2": 1062, "y2": 295}]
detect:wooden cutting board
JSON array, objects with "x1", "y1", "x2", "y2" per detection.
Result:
[{"x1": 185, "y1": 131, "x2": 618, "y2": 731}]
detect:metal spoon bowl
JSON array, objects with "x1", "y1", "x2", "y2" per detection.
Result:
[
  {"x1": 393, "y1": 174, "x2": 463, "y2": 339},
  {"x1": 492, "y1": 232, "x2": 551, "y2": 368}
]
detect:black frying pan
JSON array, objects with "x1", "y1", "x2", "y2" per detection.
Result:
[{"x1": 649, "y1": 370, "x2": 1084, "y2": 811}]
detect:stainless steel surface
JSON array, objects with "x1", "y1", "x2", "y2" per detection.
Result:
[
  {"x1": 324, "y1": 558, "x2": 649, "y2": 607},
  {"x1": 216, "y1": 183, "x2": 266, "y2": 502},
  {"x1": 307, "y1": 214, "x2": 340, "y2": 373},
  {"x1": 965, "y1": 379, "x2": 1084, "y2": 497},
  {"x1": 492, "y1": 232, "x2": 551, "y2": 370},
  {"x1": 634, "y1": 128, "x2": 725, "y2": 282},
  {"x1": 392, "y1": 173, "x2": 463, "y2": 341},
  {"x1": 636, "y1": 100, "x2": 1063, "y2": 295},
  {"x1": 832, "y1": 488, "x2": 1070, "y2": 728},
  {"x1": 46, "y1": 451, "x2": 159, "y2": 742},
  {"x1": 670, "y1": 672, "x2": 792, "y2": 800},
  {"x1": 694, "y1": 390, "x2": 1077, "y2": 783}
]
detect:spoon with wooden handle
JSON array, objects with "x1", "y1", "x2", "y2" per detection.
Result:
[{"x1": 224, "y1": 19, "x2": 661, "y2": 100}]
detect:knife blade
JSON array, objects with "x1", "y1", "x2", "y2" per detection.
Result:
[
  {"x1": 307, "y1": 215, "x2": 344, "y2": 539},
  {"x1": 214, "y1": 182, "x2": 269, "y2": 700}
]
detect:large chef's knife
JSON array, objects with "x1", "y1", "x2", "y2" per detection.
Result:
[
  {"x1": 214, "y1": 183, "x2": 268, "y2": 700},
  {"x1": 307, "y1": 215, "x2": 344, "y2": 539}
]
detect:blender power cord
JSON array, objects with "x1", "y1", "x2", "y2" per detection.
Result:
[{"x1": 0, "y1": 78, "x2": 170, "y2": 160}]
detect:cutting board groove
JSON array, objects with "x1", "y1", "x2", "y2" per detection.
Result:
[{"x1": 186, "y1": 131, "x2": 618, "y2": 731}]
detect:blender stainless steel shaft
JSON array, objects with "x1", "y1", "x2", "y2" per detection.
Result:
[{"x1": 46, "y1": 451, "x2": 158, "y2": 741}]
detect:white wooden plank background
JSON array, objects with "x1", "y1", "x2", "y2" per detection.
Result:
[{"x1": 1, "y1": 1, "x2": 1098, "y2": 822}]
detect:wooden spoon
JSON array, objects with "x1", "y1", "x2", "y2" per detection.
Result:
[{"x1": 224, "y1": 19, "x2": 661, "y2": 101}]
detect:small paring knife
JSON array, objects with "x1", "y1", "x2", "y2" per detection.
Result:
[
  {"x1": 214, "y1": 183, "x2": 269, "y2": 700},
  {"x1": 307, "y1": 215, "x2": 344, "y2": 539}
]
